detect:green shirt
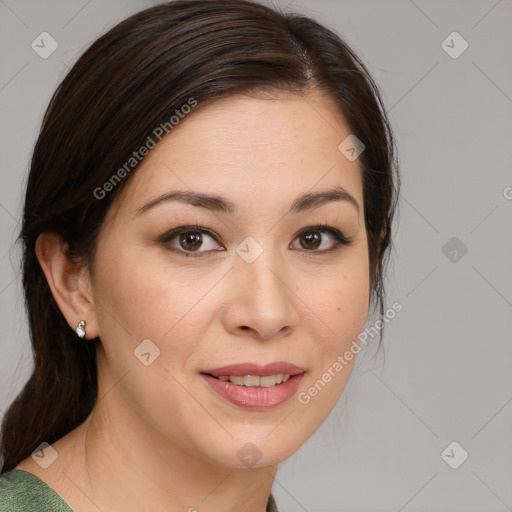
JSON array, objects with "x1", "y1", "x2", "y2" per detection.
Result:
[{"x1": 0, "y1": 469, "x2": 279, "y2": 511}]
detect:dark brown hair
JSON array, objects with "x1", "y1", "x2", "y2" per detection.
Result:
[{"x1": 0, "y1": 0, "x2": 399, "y2": 472}]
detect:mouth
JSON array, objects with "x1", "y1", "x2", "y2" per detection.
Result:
[
  {"x1": 205, "y1": 373, "x2": 294, "y2": 387},
  {"x1": 200, "y1": 362, "x2": 305, "y2": 410}
]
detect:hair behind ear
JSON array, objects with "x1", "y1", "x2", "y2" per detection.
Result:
[{"x1": 0, "y1": 248, "x2": 98, "y2": 472}]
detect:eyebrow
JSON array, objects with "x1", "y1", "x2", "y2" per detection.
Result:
[{"x1": 136, "y1": 186, "x2": 360, "y2": 216}]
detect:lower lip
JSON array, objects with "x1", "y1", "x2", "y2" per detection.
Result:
[{"x1": 201, "y1": 373, "x2": 305, "y2": 410}]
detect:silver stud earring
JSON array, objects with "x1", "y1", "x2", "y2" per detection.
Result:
[{"x1": 75, "y1": 320, "x2": 86, "y2": 339}]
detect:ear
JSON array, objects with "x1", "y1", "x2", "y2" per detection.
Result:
[{"x1": 35, "y1": 232, "x2": 99, "y2": 339}]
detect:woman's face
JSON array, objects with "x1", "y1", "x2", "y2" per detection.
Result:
[{"x1": 89, "y1": 91, "x2": 370, "y2": 467}]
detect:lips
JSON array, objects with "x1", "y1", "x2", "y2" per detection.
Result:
[
  {"x1": 200, "y1": 362, "x2": 305, "y2": 410},
  {"x1": 201, "y1": 362, "x2": 305, "y2": 378}
]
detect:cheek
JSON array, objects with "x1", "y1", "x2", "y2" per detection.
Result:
[
  {"x1": 92, "y1": 244, "x2": 220, "y2": 378},
  {"x1": 91, "y1": 249, "x2": 208, "y2": 430},
  {"x1": 305, "y1": 245, "x2": 370, "y2": 346},
  {"x1": 94, "y1": 245, "x2": 188, "y2": 336},
  {"x1": 297, "y1": 247, "x2": 370, "y2": 411}
]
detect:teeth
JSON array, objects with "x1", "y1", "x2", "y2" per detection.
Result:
[
  {"x1": 215, "y1": 374, "x2": 292, "y2": 387},
  {"x1": 259, "y1": 375, "x2": 276, "y2": 387},
  {"x1": 244, "y1": 375, "x2": 261, "y2": 386}
]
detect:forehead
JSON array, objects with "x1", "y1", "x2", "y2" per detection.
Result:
[{"x1": 111, "y1": 91, "x2": 364, "y2": 217}]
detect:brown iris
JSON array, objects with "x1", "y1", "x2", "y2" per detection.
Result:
[
  {"x1": 299, "y1": 231, "x2": 321, "y2": 250},
  {"x1": 179, "y1": 231, "x2": 203, "y2": 251}
]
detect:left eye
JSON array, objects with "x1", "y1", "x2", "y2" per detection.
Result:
[{"x1": 290, "y1": 226, "x2": 350, "y2": 252}]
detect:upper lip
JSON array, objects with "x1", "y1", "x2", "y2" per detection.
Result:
[{"x1": 201, "y1": 362, "x2": 305, "y2": 377}]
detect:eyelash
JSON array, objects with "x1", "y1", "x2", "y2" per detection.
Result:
[{"x1": 159, "y1": 224, "x2": 353, "y2": 258}]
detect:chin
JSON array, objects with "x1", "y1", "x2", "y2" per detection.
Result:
[{"x1": 194, "y1": 425, "x2": 307, "y2": 470}]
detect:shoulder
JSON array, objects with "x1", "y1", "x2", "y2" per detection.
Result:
[{"x1": 0, "y1": 469, "x2": 72, "y2": 511}]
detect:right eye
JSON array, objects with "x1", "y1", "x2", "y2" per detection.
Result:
[{"x1": 159, "y1": 226, "x2": 225, "y2": 257}]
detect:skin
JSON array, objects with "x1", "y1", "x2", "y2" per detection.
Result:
[{"x1": 16, "y1": 91, "x2": 370, "y2": 511}]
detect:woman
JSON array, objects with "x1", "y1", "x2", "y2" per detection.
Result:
[{"x1": 0, "y1": 0, "x2": 399, "y2": 510}]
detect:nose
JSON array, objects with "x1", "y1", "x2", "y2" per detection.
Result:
[{"x1": 222, "y1": 249, "x2": 300, "y2": 341}]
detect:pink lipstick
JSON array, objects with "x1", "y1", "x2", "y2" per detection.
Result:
[{"x1": 200, "y1": 362, "x2": 305, "y2": 410}]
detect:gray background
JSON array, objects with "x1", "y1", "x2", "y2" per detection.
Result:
[{"x1": 1, "y1": 1, "x2": 511, "y2": 511}]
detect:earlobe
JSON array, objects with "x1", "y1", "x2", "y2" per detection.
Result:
[{"x1": 35, "y1": 232, "x2": 98, "y2": 339}]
